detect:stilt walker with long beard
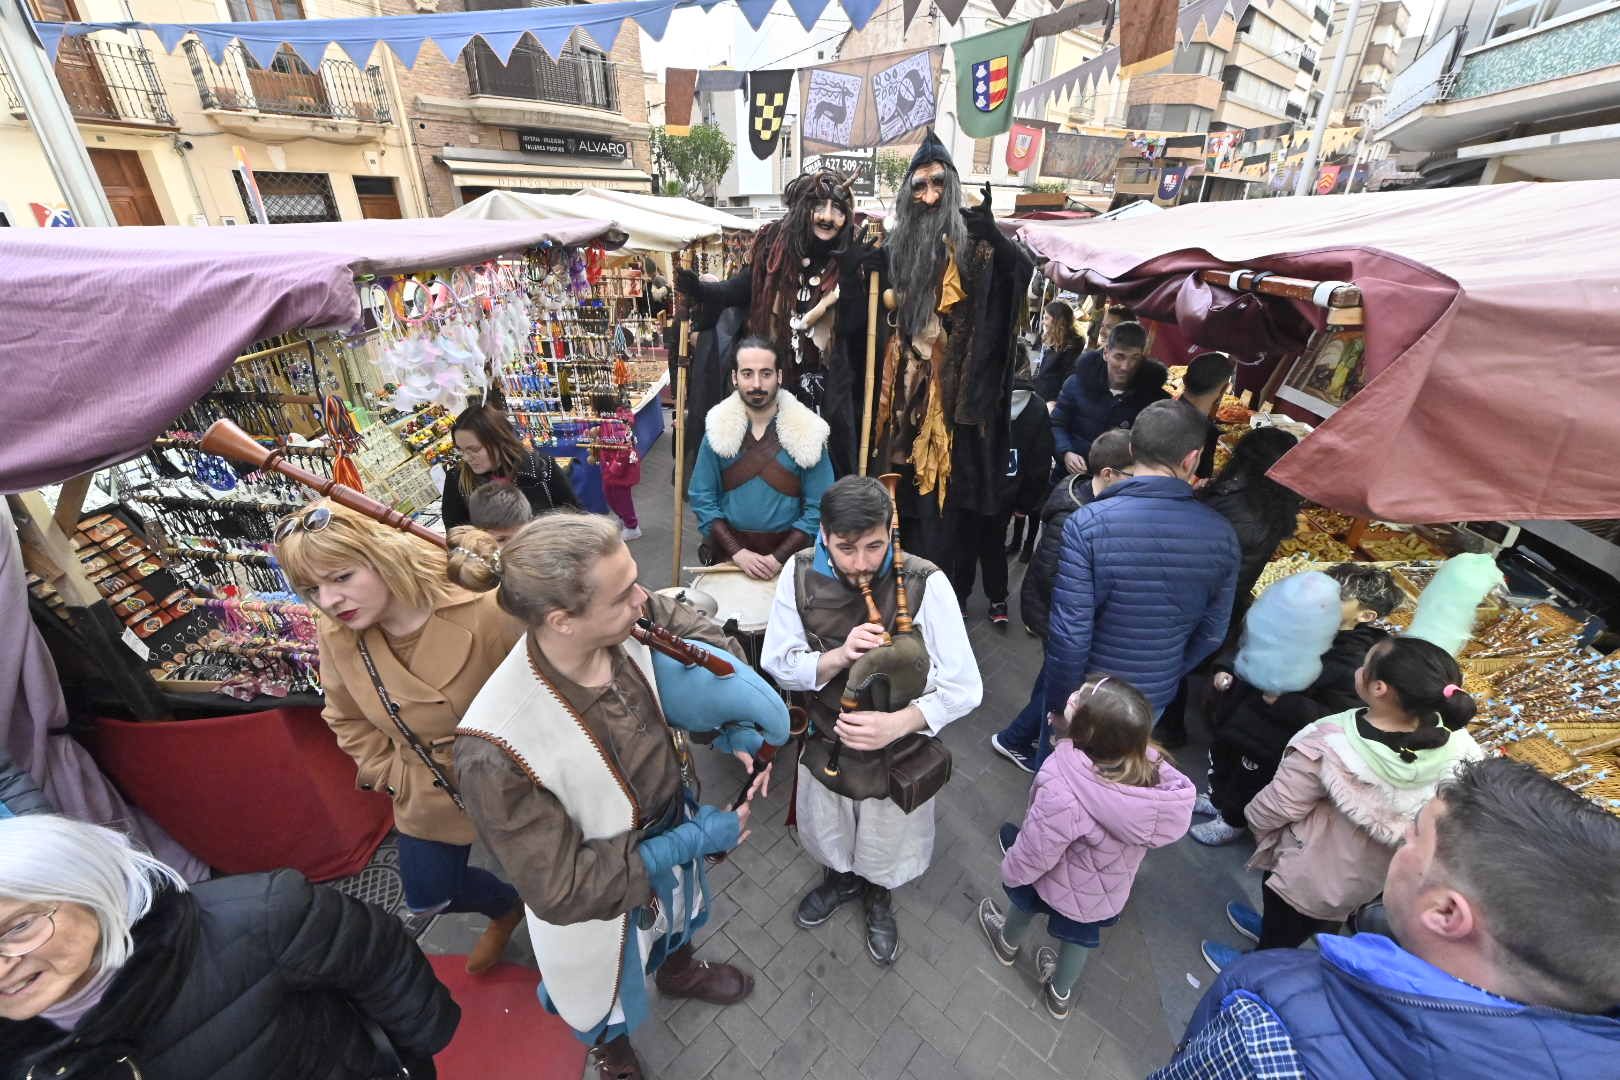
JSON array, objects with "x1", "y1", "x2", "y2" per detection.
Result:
[{"x1": 868, "y1": 131, "x2": 1035, "y2": 573}]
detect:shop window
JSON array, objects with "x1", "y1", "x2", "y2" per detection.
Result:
[{"x1": 234, "y1": 170, "x2": 340, "y2": 224}]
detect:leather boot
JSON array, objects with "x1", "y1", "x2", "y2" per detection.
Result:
[
  {"x1": 654, "y1": 943, "x2": 754, "y2": 1005},
  {"x1": 587, "y1": 1033, "x2": 643, "y2": 1080},
  {"x1": 794, "y1": 868, "x2": 864, "y2": 929},
  {"x1": 465, "y1": 902, "x2": 524, "y2": 975},
  {"x1": 863, "y1": 883, "x2": 900, "y2": 966}
]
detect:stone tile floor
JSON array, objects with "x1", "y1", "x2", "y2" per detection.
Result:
[{"x1": 421, "y1": 422, "x2": 1264, "y2": 1079}]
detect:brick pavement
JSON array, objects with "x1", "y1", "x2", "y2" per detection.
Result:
[{"x1": 423, "y1": 424, "x2": 1261, "y2": 1079}]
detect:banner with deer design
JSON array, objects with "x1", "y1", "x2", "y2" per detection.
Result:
[{"x1": 799, "y1": 47, "x2": 944, "y2": 156}]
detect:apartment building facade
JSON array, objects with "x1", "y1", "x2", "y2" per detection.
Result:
[
  {"x1": 385, "y1": 0, "x2": 653, "y2": 214},
  {"x1": 0, "y1": 0, "x2": 424, "y2": 227},
  {"x1": 1375, "y1": 0, "x2": 1620, "y2": 185},
  {"x1": 1107, "y1": 0, "x2": 1332, "y2": 206},
  {"x1": 1317, "y1": 0, "x2": 1409, "y2": 126}
]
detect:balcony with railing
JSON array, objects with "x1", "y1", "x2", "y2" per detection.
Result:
[
  {"x1": 464, "y1": 42, "x2": 618, "y2": 112},
  {"x1": 2, "y1": 35, "x2": 173, "y2": 126},
  {"x1": 184, "y1": 40, "x2": 391, "y2": 127}
]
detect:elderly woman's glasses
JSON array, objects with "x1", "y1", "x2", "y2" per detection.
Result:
[
  {"x1": 274, "y1": 506, "x2": 333, "y2": 544},
  {"x1": 0, "y1": 907, "x2": 58, "y2": 959}
]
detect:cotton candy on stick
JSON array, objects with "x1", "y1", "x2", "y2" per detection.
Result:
[
  {"x1": 1406, "y1": 553, "x2": 1506, "y2": 657},
  {"x1": 1234, "y1": 570, "x2": 1343, "y2": 695}
]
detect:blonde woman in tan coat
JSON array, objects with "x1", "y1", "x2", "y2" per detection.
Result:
[{"x1": 277, "y1": 499, "x2": 526, "y2": 973}]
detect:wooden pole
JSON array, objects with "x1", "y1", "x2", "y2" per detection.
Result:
[
  {"x1": 859, "y1": 270, "x2": 880, "y2": 477},
  {"x1": 671, "y1": 316, "x2": 691, "y2": 587}
]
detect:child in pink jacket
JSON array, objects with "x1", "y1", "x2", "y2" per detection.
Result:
[{"x1": 978, "y1": 675, "x2": 1194, "y2": 1020}]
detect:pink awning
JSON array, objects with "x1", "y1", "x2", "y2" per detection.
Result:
[
  {"x1": 1018, "y1": 182, "x2": 1620, "y2": 523},
  {"x1": 0, "y1": 217, "x2": 624, "y2": 493}
]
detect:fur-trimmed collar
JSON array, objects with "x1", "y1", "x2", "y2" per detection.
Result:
[
  {"x1": 704, "y1": 391, "x2": 829, "y2": 469},
  {"x1": 1303, "y1": 722, "x2": 1478, "y2": 847}
]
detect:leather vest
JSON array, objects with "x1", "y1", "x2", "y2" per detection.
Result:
[{"x1": 792, "y1": 550, "x2": 936, "y2": 799}]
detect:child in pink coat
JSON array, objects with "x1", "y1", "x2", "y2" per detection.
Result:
[{"x1": 978, "y1": 675, "x2": 1194, "y2": 1020}]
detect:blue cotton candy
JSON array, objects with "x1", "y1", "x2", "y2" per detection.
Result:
[
  {"x1": 1406, "y1": 553, "x2": 1505, "y2": 657},
  {"x1": 1234, "y1": 570, "x2": 1343, "y2": 695}
]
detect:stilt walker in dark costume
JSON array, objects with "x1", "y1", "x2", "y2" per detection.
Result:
[
  {"x1": 676, "y1": 170, "x2": 870, "y2": 476},
  {"x1": 865, "y1": 131, "x2": 1034, "y2": 571}
]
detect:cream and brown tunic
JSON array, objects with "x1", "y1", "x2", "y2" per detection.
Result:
[{"x1": 454, "y1": 593, "x2": 740, "y2": 924}]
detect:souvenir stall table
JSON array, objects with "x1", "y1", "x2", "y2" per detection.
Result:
[
  {"x1": 1019, "y1": 180, "x2": 1620, "y2": 811},
  {"x1": 0, "y1": 216, "x2": 625, "y2": 878}
]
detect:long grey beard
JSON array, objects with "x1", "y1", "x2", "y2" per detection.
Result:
[{"x1": 890, "y1": 184, "x2": 970, "y2": 341}]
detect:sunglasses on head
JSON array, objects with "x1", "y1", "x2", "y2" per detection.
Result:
[{"x1": 275, "y1": 506, "x2": 333, "y2": 543}]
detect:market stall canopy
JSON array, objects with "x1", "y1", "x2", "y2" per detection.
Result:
[
  {"x1": 0, "y1": 217, "x2": 624, "y2": 494},
  {"x1": 1018, "y1": 181, "x2": 1620, "y2": 524},
  {"x1": 447, "y1": 190, "x2": 723, "y2": 252},
  {"x1": 587, "y1": 189, "x2": 762, "y2": 233}
]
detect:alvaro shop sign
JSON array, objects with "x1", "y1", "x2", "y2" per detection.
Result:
[{"x1": 519, "y1": 129, "x2": 631, "y2": 161}]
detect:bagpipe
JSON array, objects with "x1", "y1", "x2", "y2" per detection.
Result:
[{"x1": 197, "y1": 418, "x2": 795, "y2": 791}]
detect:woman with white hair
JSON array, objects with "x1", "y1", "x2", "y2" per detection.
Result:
[{"x1": 0, "y1": 815, "x2": 458, "y2": 1079}]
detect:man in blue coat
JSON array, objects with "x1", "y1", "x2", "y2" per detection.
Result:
[
  {"x1": 1043, "y1": 399, "x2": 1240, "y2": 720},
  {"x1": 1153, "y1": 757, "x2": 1620, "y2": 1079}
]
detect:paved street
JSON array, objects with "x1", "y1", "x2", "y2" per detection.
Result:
[{"x1": 423, "y1": 418, "x2": 1262, "y2": 1079}]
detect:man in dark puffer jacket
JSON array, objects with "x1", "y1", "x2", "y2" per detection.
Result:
[
  {"x1": 2, "y1": 865, "x2": 458, "y2": 1079},
  {"x1": 1050, "y1": 321, "x2": 1168, "y2": 479},
  {"x1": 1043, "y1": 401, "x2": 1240, "y2": 720},
  {"x1": 1153, "y1": 759, "x2": 1620, "y2": 1079}
]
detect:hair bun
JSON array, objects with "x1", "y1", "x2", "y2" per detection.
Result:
[{"x1": 446, "y1": 526, "x2": 503, "y2": 593}]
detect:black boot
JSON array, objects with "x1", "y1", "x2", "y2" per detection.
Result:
[
  {"x1": 795, "y1": 868, "x2": 863, "y2": 929},
  {"x1": 863, "y1": 883, "x2": 899, "y2": 966}
]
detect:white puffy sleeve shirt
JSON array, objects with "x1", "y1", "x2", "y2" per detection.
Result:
[{"x1": 761, "y1": 567, "x2": 983, "y2": 734}]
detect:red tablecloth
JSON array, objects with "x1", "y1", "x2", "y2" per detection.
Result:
[{"x1": 92, "y1": 707, "x2": 392, "y2": 881}]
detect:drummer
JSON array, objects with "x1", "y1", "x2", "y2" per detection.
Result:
[{"x1": 688, "y1": 337, "x2": 834, "y2": 581}]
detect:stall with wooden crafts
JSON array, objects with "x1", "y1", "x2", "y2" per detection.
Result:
[
  {"x1": 1019, "y1": 181, "x2": 1620, "y2": 810},
  {"x1": 1, "y1": 216, "x2": 625, "y2": 879}
]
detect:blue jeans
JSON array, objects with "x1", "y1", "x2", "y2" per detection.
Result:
[
  {"x1": 998, "y1": 662, "x2": 1052, "y2": 765},
  {"x1": 396, "y1": 834, "x2": 520, "y2": 919}
]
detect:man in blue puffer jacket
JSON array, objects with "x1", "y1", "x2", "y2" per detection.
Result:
[
  {"x1": 1043, "y1": 399, "x2": 1240, "y2": 720},
  {"x1": 1153, "y1": 757, "x2": 1620, "y2": 1079}
]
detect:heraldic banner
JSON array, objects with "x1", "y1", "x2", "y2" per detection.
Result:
[
  {"x1": 748, "y1": 69, "x2": 795, "y2": 160},
  {"x1": 954, "y1": 22, "x2": 1031, "y2": 139},
  {"x1": 1005, "y1": 121, "x2": 1045, "y2": 173},
  {"x1": 1039, "y1": 131, "x2": 1123, "y2": 181},
  {"x1": 799, "y1": 47, "x2": 943, "y2": 156}
]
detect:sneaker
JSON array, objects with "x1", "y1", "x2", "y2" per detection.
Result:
[
  {"x1": 620, "y1": 526, "x2": 642, "y2": 541},
  {"x1": 977, "y1": 898, "x2": 1019, "y2": 966},
  {"x1": 1202, "y1": 940, "x2": 1246, "y2": 974},
  {"x1": 1192, "y1": 792, "x2": 1219, "y2": 818},
  {"x1": 1034, "y1": 946, "x2": 1073, "y2": 1020},
  {"x1": 1226, "y1": 901, "x2": 1262, "y2": 945},
  {"x1": 997, "y1": 822, "x2": 1019, "y2": 855},
  {"x1": 990, "y1": 732, "x2": 1036, "y2": 774},
  {"x1": 988, "y1": 602, "x2": 1009, "y2": 628},
  {"x1": 1191, "y1": 819, "x2": 1247, "y2": 846}
]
